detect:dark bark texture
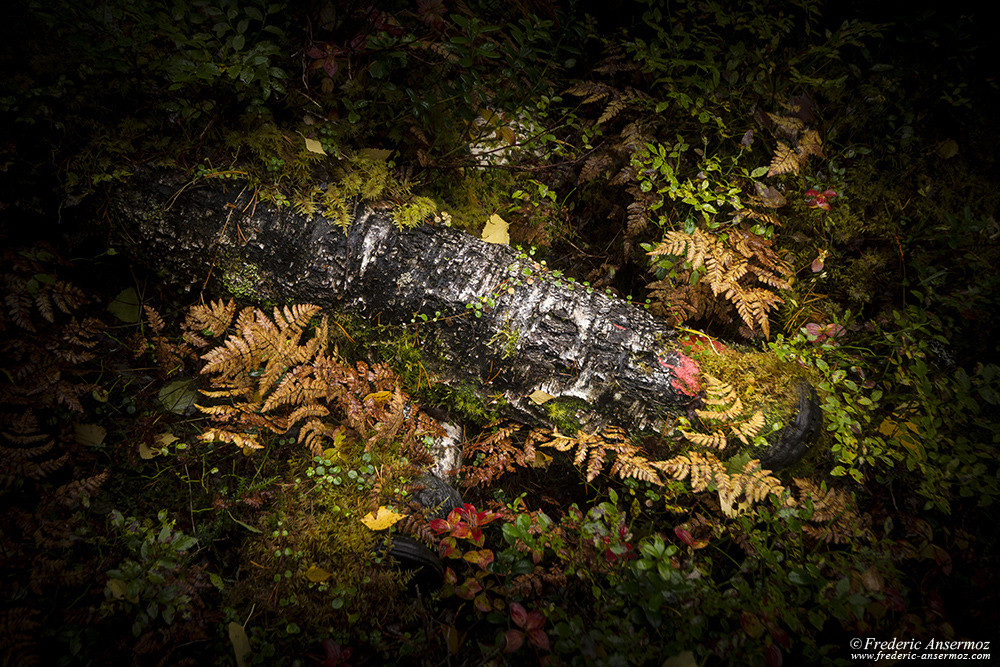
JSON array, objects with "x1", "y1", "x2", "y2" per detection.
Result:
[{"x1": 110, "y1": 169, "x2": 819, "y2": 468}]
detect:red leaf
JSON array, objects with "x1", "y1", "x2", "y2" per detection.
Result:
[
  {"x1": 765, "y1": 644, "x2": 783, "y2": 667},
  {"x1": 503, "y1": 629, "x2": 525, "y2": 653},
  {"x1": 528, "y1": 628, "x2": 551, "y2": 651},
  {"x1": 524, "y1": 610, "x2": 546, "y2": 631},
  {"x1": 674, "y1": 527, "x2": 695, "y2": 546},
  {"x1": 429, "y1": 518, "x2": 449, "y2": 534},
  {"x1": 509, "y1": 602, "x2": 527, "y2": 628}
]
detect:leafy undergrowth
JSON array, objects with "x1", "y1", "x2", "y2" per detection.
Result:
[{"x1": 2, "y1": 0, "x2": 1000, "y2": 665}]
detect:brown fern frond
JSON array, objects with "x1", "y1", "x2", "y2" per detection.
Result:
[
  {"x1": 732, "y1": 410, "x2": 765, "y2": 445},
  {"x1": 766, "y1": 142, "x2": 799, "y2": 177},
  {"x1": 563, "y1": 80, "x2": 614, "y2": 104},
  {"x1": 144, "y1": 306, "x2": 166, "y2": 333},
  {"x1": 198, "y1": 428, "x2": 262, "y2": 451},
  {"x1": 716, "y1": 461, "x2": 779, "y2": 517},
  {"x1": 56, "y1": 471, "x2": 109, "y2": 508},
  {"x1": 799, "y1": 129, "x2": 823, "y2": 158},
  {"x1": 767, "y1": 114, "x2": 804, "y2": 138},
  {"x1": 597, "y1": 95, "x2": 630, "y2": 126},
  {"x1": 34, "y1": 290, "x2": 55, "y2": 323},
  {"x1": 681, "y1": 429, "x2": 728, "y2": 449},
  {"x1": 51, "y1": 279, "x2": 87, "y2": 313},
  {"x1": 656, "y1": 451, "x2": 727, "y2": 492},
  {"x1": 185, "y1": 299, "x2": 237, "y2": 337},
  {"x1": 299, "y1": 418, "x2": 339, "y2": 456},
  {"x1": 610, "y1": 446, "x2": 662, "y2": 485}
]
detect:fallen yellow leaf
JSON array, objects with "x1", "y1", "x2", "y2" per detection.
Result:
[
  {"x1": 305, "y1": 565, "x2": 331, "y2": 582},
  {"x1": 360, "y1": 507, "x2": 404, "y2": 531},
  {"x1": 481, "y1": 214, "x2": 509, "y2": 245}
]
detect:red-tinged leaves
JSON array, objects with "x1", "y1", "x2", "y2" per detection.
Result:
[
  {"x1": 439, "y1": 536, "x2": 459, "y2": 559},
  {"x1": 657, "y1": 353, "x2": 702, "y2": 396},
  {"x1": 463, "y1": 549, "x2": 495, "y2": 569},
  {"x1": 528, "y1": 628, "x2": 551, "y2": 651},
  {"x1": 675, "y1": 527, "x2": 695, "y2": 547},
  {"x1": 811, "y1": 248, "x2": 827, "y2": 272},
  {"x1": 765, "y1": 644, "x2": 783, "y2": 667},
  {"x1": 932, "y1": 545, "x2": 953, "y2": 575},
  {"x1": 320, "y1": 639, "x2": 353, "y2": 667},
  {"x1": 503, "y1": 629, "x2": 525, "y2": 653},
  {"x1": 770, "y1": 625, "x2": 790, "y2": 649},
  {"x1": 456, "y1": 577, "x2": 482, "y2": 600},
  {"x1": 429, "y1": 518, "x2": 450, "y2": 534},
  {"x1": 474, "y1": 593, "x2": 492, "y2": 613},
  {"x1": 507, "y1": 603, "x2": 550, "y2": 652},
  {"x1": 510, "y1": 602, "x2": 527, "y2": 628},
  {"x1": 443, "y1": 567, "x2": 457, "y2": 585},
  {"x1": 805, "y1": 189, "x2": 838, "y2": 210},
  {"x1": 740, "y1": 611, "x2": 765, "y2": 638},
  {"x1": 523, "y1": 610, "x2": 546, "y2": 632}
]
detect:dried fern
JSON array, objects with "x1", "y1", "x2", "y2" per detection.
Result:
[
  {"x1": 646, "y1": 227, "x2": 793, "y2": 338},
  {"x1": 656, "y1": 452, "x2": 785, "y2": 517}
]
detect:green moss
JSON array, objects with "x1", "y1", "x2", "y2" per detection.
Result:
[
  {"x1": 544, "y1": 396, "x2": 590, "y2": 436},
  {"x1": 679, "y1": 337, "x2": 811, "y2": 445},
  {"x1": 221, "y1": 259, "x2": 270, "y2": 300},
  {"x1": 487, "y1": 319, "x2": 521, "y2": 360}
]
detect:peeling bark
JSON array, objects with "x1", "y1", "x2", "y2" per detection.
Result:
[{"x1": 110, "y1": 169, "x2": 819, "y2": 468}]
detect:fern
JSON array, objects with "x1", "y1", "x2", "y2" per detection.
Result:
[
  {"x1": 656, "y1": 452, "x2": 785, "y2": 517},
  {"x1": 646, "y1": 227, "x2": 793, "y2": 338}
]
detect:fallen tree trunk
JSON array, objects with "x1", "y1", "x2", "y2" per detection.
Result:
[{"x1": 110, "y1": 168, "x2": 819, "y2": 469}]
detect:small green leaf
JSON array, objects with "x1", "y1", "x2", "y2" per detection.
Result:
[{"x1": 108, "y1": 287, "x2": 140, "y2": 323}]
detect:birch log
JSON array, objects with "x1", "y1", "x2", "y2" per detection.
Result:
[{"x1": 110, "y1": 169, "x2": 819, "y2": 469}]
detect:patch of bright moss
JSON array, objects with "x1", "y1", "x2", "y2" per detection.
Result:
[{"x1": 545, "y1": 396, "x2": 590, "y2": 436}]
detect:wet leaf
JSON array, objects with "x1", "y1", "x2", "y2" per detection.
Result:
[{"x1": 158, "y1": 379, "x2": 198, "y2": 414}]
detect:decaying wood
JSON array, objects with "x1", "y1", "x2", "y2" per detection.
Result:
[{"x1": 110, "y1": 169, "x2": 819, "y2": 468}]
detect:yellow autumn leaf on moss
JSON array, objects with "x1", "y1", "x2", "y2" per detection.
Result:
[
  {"x1": 481, "y1": 214, "x2": 509, "y2": 245},
  {"x1": 360, "y1": 507, "x2": 404, "y2": 531},
  {"x1": 305, "y1": 565, "x2": 331, "y2": 582},
  {"x1": 302, "y1": 135, "x2": 326, "y2": 155}
]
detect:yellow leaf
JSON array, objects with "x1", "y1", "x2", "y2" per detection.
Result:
[
  {"x1": 481, "y1": 214, "x2": 509, "y2": 245},
  {"x1": 305, "y1": 565, "x2": 331, "y2": 582},
  {"x1": 528, "y1": 450, "x2": 553, "y2": 468},
  {"x1": 303, "y1": 136, "x2": 326, "y2": 155},
  {"x1": 446, "y1": 625, "x2": 462, "y2": 654},
  {"x1": 74, "y1": 423, "x2": 107, "y2": 448},
  {"x1": 935, "y1": 139, "x2": 958, "y2": 159},
  {"x1": 360, "y1": 507, "x2": 404, "y2": 531},
  {"x1": 106, "y1": 578, "x2": 127, "y2": 600},
  {"x1": 364, "y1": 390, "x2": 392, "y2": 404},
  {"x1": 156, "y1": 432, "x2": 179, "y2": 447},
  {"x1": 139, "y1": 442, "x2": 159, "y2": 459},
  {"x1": 358, "y1": 148, "x2": 394, "y2": 162},
  {"x1": 528, "y1": 389, "x2": 555, "y2": 405},
  {"x1": 228, "y1": 621, "x2": 252, "y2": 667}
]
